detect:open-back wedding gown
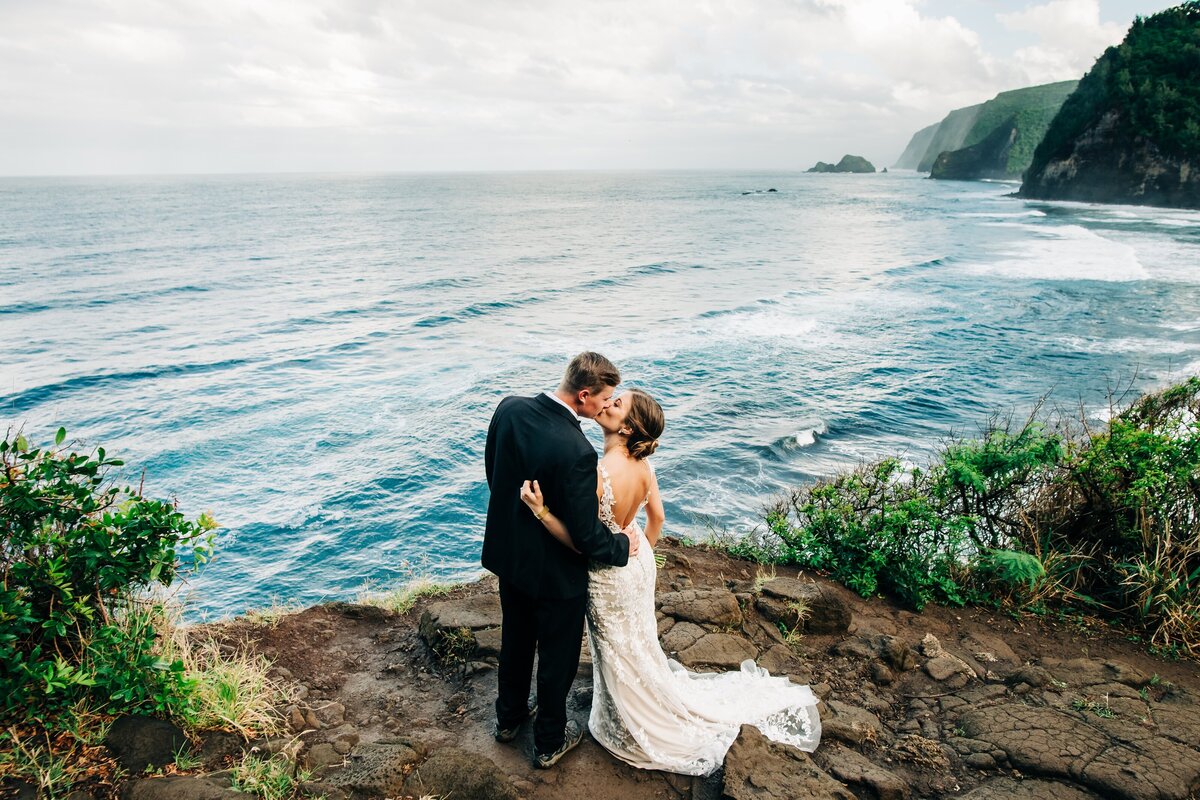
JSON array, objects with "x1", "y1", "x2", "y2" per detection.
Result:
[{"x1": 585, "y1": 462, "x2": 822, "y2": 776}]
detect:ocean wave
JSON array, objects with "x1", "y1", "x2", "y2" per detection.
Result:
[
  {"x1": 1056, "y1": 335, "x2": 1195, "y2": 355},
  {"x1": 0, "y1": 357, "x2": 250, "y2": 413},
  {"x1": 969, "y1": 224, "x2": 1148, "y2": 282}
]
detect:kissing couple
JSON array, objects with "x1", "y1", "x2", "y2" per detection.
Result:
[{"x1": 482, "y1": 352, "x2": 821, "y2": 774}]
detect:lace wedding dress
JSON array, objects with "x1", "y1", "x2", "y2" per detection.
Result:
[{"x1": 586, "y1": 462, "x2": 822, "y2": 776}]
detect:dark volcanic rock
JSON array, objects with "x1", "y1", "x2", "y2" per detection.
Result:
[
  {"x1": 960, "y1": 702, "x2": 1200, "y2": 800},
  {"x1": 807, "y1": 154, "x2": 876, "y2": 173},
  {"x1": 960, "y1": 778, "x2": 1103, "y2": 800},
  {"x1": 403, "y1": 748, "x2": 519, "y2": 800},
  {"x1": 419, "y1": 593, "x2": 501, "y2": 658},
  {"x1": 105, "y1": 715, "x2": 189, "y2": 773},
  {"x1": 1021, "y1": 110, "x2": 1200, "y2": 208},
  {"x1": 120, "y1": 777, "x2": 241, "y2": 800},
  {"x1": 757, "y1": 577, "x2": 851, "y2": 635},
  {"x1": 722, "y1": 724, "x2": 855, "y2": 800},
  {"x1": 814, "y1": 743, "x2": 910, "y2": 800},
  {"x1": 325, "y1": 741, "x2": 425, "y2": 795},
  {"x1": 657, "y1": 587, "x2": 743, "y2": 628}
]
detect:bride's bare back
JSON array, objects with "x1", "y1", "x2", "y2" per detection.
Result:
[{"x1": 597, "y1": 451, "x2": 653, "y2": 530}]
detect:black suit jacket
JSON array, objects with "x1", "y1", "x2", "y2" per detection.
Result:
[{"x1": 483, "y1": 393, "x2": 630, "y2": 599}]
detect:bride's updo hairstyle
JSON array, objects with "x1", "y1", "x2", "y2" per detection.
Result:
[{"x1": 624, "y1": 390, "x2": 665, "y2": 460}]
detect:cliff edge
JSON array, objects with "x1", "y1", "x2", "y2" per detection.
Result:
[{"x1": 1020, "y1": 2, "x2": 1200, "y2": 208}]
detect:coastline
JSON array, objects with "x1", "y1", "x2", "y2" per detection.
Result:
[{"x1": 91, "y1": 538, "x2": 1200, "y2": 800}]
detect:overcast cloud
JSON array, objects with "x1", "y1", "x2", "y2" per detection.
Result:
[{"x1": 0, "y1": 0, "x2": 1173, "y2": 174}]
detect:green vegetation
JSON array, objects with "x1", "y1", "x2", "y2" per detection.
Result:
[
  {"x1": 959, "y1": 81, "x2": 1078, "y2": 175},
  {"x1": 1, "y1": 428, "x2": 217, "y2": 722},
  {"x1": 723, "y1": 377, "x2": 1200, "y2": 657},
  {"x1": 230, "y1": 753, "x2": 313, "y2": 800},
  {"x1": 918, "y1": 81, "x2": 1077, "y2": 179},
  {"x1": 357, "y1": 574, "x2": 454, "y2": 615},
  {"x1": 0, "y1": 430, "x2": 295, "y2": 794},
  {"x1": 1027, "y1": 2, "x2": 1200, "y2": 177}
]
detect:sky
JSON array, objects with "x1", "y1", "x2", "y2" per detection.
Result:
[{"x1": 0, "y1": 0, "x2": 1178, "y2": 175}]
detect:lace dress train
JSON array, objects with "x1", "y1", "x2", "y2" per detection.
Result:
[{"x1": 586, "y1": 463, "x2": 821, "y2": 776}]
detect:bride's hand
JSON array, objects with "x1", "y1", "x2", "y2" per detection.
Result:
[{"x1": 519, "y1": 479, "x2": 545, "y2": 516}]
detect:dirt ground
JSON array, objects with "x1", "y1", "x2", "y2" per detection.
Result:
[{"x1": 199, "y1": 538, "x2": 1200, "y2": 800}]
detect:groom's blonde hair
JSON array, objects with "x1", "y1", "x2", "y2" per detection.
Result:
[{"x1": 561, "y1": 351, "x2": 620, "y2": 394}]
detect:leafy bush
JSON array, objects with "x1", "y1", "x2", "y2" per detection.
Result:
[
  {"x1": 766, "y1": 458, "x2": 971, "y2": 610},
  {"x1": 0, "y1": 429, "x2": 217, "y2": 724},
  {"x1": 751, "y1": 377, "x2": 1200, "y2": 655},
  {"x1": 1039, "y1": 378, "x2": 1200, "y2": 652}
]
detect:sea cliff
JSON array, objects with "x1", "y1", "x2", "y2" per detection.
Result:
[
  {"x1": 1020, "y1": 3, "x2": 1200, "y2": 208},
  {"x1": 899, "y1": 81, "x2": 1077, "y2": 179}
]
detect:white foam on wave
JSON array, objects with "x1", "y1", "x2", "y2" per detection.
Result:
[
  {"x1": 957, "y1": 210, "x2": 1046, "y2": 219},
  {"x1": 788, "y1": 420, "x2": 828, "y2": 448},
  {"x1": 1057, "y1": 335, "x2": 1194, "y2": 355},
  {"x1": 971, "y1": 224, "x2": 1148, "y2": 282},
  {"x1": 713, "y1": 310, "x2": 827, "y2": 343}
]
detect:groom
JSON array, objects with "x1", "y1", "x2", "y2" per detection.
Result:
[{"x1": 483, "y1": 351, "x2": 635, "y2": 768}]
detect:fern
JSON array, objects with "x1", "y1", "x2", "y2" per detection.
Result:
[{"x1": 981, "y1": 549, "x2": 1046, "y2": 588}]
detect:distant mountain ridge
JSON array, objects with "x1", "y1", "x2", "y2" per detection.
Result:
[
  {"x1": 1020, "y1": 2, "x2": 1200, "y2": 208},
  {"x1": 896, "y1": 81, "x2": 1077, "y2": 178}
]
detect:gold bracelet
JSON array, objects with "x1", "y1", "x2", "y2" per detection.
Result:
[{"x1": 535, "y1": 505, "x2": 550, "y2": 520}]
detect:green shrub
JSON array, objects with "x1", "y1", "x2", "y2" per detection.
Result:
[
  {"x1": 0, "y1": 429, "x2": 217, "y2": 724},
  {"x1": 767, "y1": 458, "x2": 971, "y2": 610},
  {"x1": 756, "y1": 377, "x2": 1200, "y2": 654}
]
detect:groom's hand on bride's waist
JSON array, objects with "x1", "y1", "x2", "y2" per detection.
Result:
[{"x1": 622, "y1": 523, "x2": 639, "y2": 557}]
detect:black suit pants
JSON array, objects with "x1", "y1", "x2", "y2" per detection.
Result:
[{"x1": 496, "y1": 578, "x2": 587, "y2": 755}]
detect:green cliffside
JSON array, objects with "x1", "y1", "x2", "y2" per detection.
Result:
[
  {"x1": 894, "y1": 122, "x2": 940, "y2": 170},
  {"x1": 1020, "y1": 2, "x2": 1200, "y2": 208},
  {"x1": 915, "y1": 105, "x2": 982, "y2": 172},
  {"x1": 899, "y1": 81, "x2": 1077, "y2": 178}
]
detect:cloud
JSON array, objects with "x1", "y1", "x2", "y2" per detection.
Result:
[
  {"x1": 0, "y1": 0, "x2": 1146, "y2": 173},
  {"x1": 998, "y1": 0, "x2": 1128, "y2": 84}
]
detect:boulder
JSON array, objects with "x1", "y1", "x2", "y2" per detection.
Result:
[
  {"x1": 662, "y1": 621, "x2": 707, "y2": 654},
  {"x1": 722, "y1": 724, "x2": 855, "y2": 800},
  {"x1": 822, "y1": 700, "x2": 886, "y2": 746},
  {"x1": 324, "y1": 740, "x2": 425, "y2": 796},
  {"x1": 419, "y1": 594, "x2": 502, "y2": 661},
  {"x1": 677, "y1": 633, "x2": 757, "y2": 670},
  {"x1": 757, "y1": 644, "x2": 809, "y2": 678},
  {"x1": 657, "y1": 588, "x2": 742, "y2": 628},
  {"x1": 757, "y1": 578, "x2": 851, "y2": 635},
  {"x1": 419, "y1": 594, "x2": 501, "y2": 637},
  {"x1": 120, "y1": 777, "x2": 241, "y2": 800},
  {"x1": 105, "y1": 715, "x2": 188, "y2": 773},
  {"x1": 403, "y1": 748, "x2": 519, "y2": 800},
  {"x1": 814, "y1": 743, "x2": 910, "y2": 800}
]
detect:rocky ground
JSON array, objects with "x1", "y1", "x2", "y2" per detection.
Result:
[{"x1": 90, "y1": 540, "x2": 1200, "y2": 799}]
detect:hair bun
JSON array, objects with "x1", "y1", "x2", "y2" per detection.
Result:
[{"x1": 630, "y1": 438, "x2": 658, "y2": 460}]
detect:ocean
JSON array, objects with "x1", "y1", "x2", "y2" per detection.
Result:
[{"x1": 2, "y1": 170, "x2": 1198, "y2": 619}]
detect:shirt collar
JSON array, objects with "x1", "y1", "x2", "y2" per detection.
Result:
[{"x1": 543, "y1": 390, "x2": 581, "y2": 422}]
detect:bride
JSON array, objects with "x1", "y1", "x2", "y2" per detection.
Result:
[{"x1": 519, "y1": 389, "x2": 821, "y2": 776}]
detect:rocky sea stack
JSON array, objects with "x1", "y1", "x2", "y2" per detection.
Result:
[
  {"x1": 807, "y1": 155, "x2": 876, "y2": 173},
  {"x1": 1020, "y1": 2, "x2": 1200, "y2": 208}
]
